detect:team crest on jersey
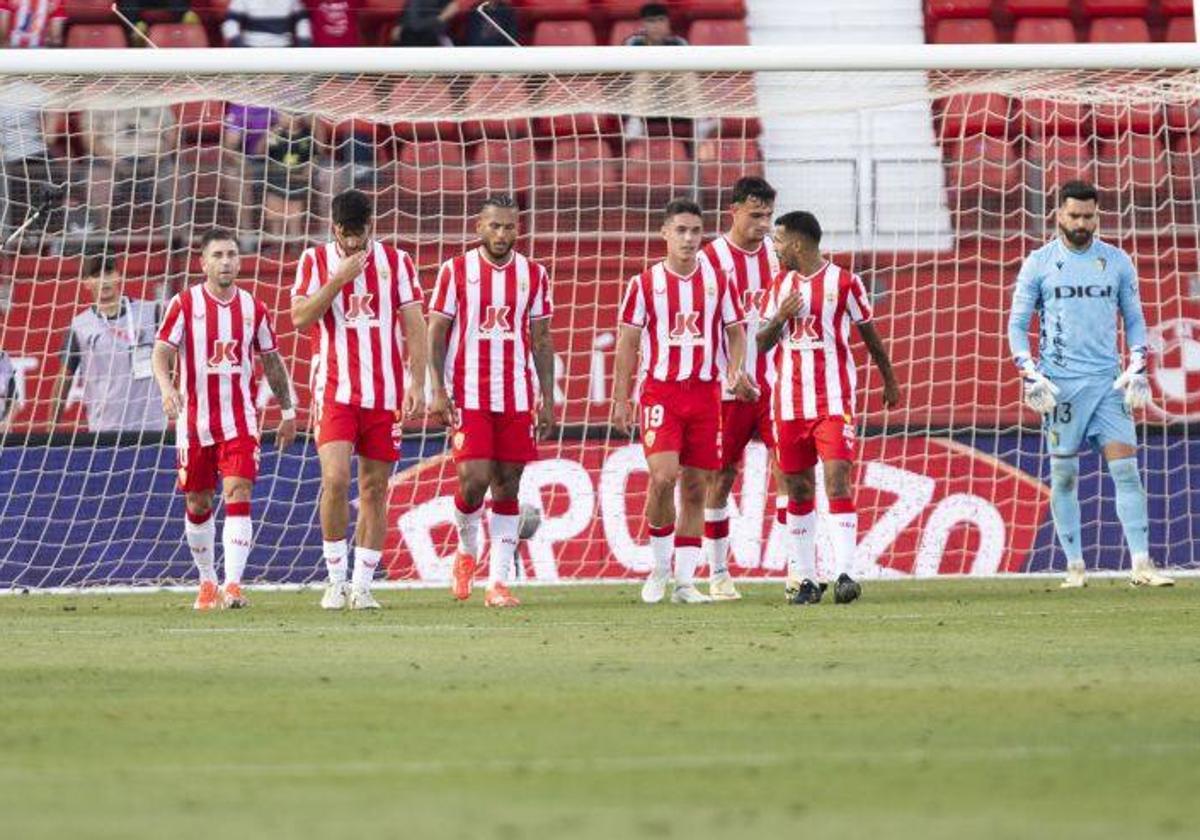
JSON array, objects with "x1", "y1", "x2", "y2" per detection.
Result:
[
  {"x1": 644, "y1": 429, "x2": 656, "y2": 448},
  {"x1": 704, "y1": 277, "x2": 717, "y2": 298},
  {"x1": 480, "y1": 305, "x2": 515, "y2": 338},
  {"x1": 453, "y1": 431, "x2": 466, "y2": 450},
  {"x1": 1096, "y1": 258, "x2": 1107, "y2": 272}
]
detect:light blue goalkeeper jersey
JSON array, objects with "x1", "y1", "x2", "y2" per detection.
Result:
[{"x1": 1007, "y1": 236, "x2": 1148, "y2": 380}]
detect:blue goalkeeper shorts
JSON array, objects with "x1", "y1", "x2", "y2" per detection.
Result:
[{"x1": 1041, "y1": 374, "x2": 1137, "y2": 456}]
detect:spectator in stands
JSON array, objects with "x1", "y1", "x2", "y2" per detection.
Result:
[
  {"x1": 0, "y1": 347, "x2": 16, "y2": 434},
  {"x1": 116, "y1": 1, "x2": 200, "y2": 46},
  {"x1": 0, "y1": 0, "x2": 66, "y2": 48},
  {"x1": 623, "y1": 3, "x2": 687, "y2": 47},
  {"x1": 220, "y1": 102, "x2": 274, "y2": 244},
  {"x1": 305, "y1": 0, "x2": 362, "y2": 47},
  {"x1": 464, "y1": 0, "x2": 516, "y2": 47},
  {"x1": 0, "y1": 79, "x2": 54, "y2": 245},
  {"x1": 389, "y1": 0, "x2": 459, "y2": 47},
  {"x1": 51, "y1": 253, "x2": 166, "y2": 434},
  {"x1": 78, "y1": 105, "x2": 184, "y2": 236},
  {"x1": 263, "y1": 110, "x2": 314, "y2": 240},
  {"x1": 224, "y1": 0, "x2": 312, "y2": 47}
]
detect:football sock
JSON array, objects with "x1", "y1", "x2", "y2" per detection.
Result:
[
  {"x1": 323, "y1": 538, "x2": 348, "y2": 584},
  {"x1": 703, "y1": 505, "x2": 731, "y2": 577},
  {"x1": 489, "y1": 499, "x2": 520, "y2": 585},
  {"x1": 185, "y1": 508, "x2": 216, "y2": 584},
  {"x1": 828, "y1": 497, "x2": 858, "y2": 577},
  {"x1": 648, "y1": 523, "x2": 674, "y2": 578},
  {"x1": 221, "y1": 501, "x2": 252, "y2": 585},
  {"x1": 674, "y1": 535, "x2": 702, "y2": 586},
  {"x1": 1049, "y1": 456, "x2": 1084, "y2": 565},
  {"x1": 351, "y1": 546, "x2": 380, "y2": 591},
  {"x1": 453, "y1": 493, "x2": 484, "y2": 557},
  {"x1": 775, "y1": 494, "x2": 788, "y2": 525},
  {"x1": 1108, "y1": 456, "x2": 1151, "y2": 561},
  {"x1": 787, "y1": 498, "x2": 817, "y2": 583}
]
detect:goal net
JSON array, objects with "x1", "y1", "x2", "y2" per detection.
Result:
[{"x1": 0, "y1": 46, "x2": 1197, "y2": 590}]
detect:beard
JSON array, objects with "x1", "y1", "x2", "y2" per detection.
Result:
[
  {"x1": 1059, "y1": 224, "x2": 1093, "y2": 248},
  {"x1": 484, "y1": 239, "x2": 513, "y2": 260}
]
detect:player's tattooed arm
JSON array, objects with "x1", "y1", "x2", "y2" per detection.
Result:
[
  {"x1": 426, "y1": 313, "x2": 454, "y2": 427},
  {"x1": 531, "y1": 317, "x2": 556, "y2": 440},
  {"x1": 261, "y1": 350, "x2": 297, "y2": 450},
  {"x1": 857, "y1": 321, "x2": 902, "y2": 408},
  {"x1": 610, "y1": 324, "x2": 641, "y2": 435},
  {"x1": 152, "y1": 341, "x2": 182, "y2": 420}
]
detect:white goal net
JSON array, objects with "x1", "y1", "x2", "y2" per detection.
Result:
[{"x1": 1, "y1": 46, "x2": 1197, "y2": 590}]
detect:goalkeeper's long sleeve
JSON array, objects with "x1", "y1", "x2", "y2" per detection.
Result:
[{"x1": 1007, "y1": 256, "x2": 1040, "y2": 369}]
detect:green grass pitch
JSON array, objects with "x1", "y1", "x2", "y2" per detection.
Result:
[{"x1": 1, "y1": 580, "x2": 1198, "y2": 839}]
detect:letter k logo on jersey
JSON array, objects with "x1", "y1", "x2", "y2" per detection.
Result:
[
  {"x1": 207, "y1": 340, "x2": 239, "y2": 370},
  {"x1": 669, "y1": 312, "x2": 701, "y2": 341},
  {"x1": 346, "y1": 293, "x2": 375, "y2": 321},
  {"x1": 742, "y1": 289, "x2": 767, "y2": 315},
  {"x1": 480, "y1": 305, "x2": 513, "y2": 337}
]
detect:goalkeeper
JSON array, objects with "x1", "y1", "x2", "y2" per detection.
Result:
[{"x1": 1007, "y1": 180, "x2": 1172, "y2": 589}]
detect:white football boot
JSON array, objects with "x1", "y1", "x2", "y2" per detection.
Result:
[
  {"x1": 1129, "y1": 557, "x2": 1174, "y2": 588},
  {"x1": 671, "y1": 584, "x2": 712, "y2": 604},
  {"x1": 641, "y1": 571, "x2": 670, "y2": 604},
  {"x1": 349, "y1": 587, "x2": 382, "y2": 610},
  {"x1": 320, "y1": 581, "x2": 349, "y2": 610},
  {"x1": 708, "y1": 572, "x2": 742, "y2": 601},
  {"x1": 1060, "y1": 561, "x2": 1087, "y2": 589}
]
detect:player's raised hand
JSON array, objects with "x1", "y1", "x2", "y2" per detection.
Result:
[
  {"x1": 331, "y1": 250, "x2": 368, "y2": 289},
  {"x1": 160, "y1": 388, "x2": 183, "y2": 420},
  {"x1": 429, "y1": 388, "x2": 455, "y2": 427},
  {"x1": 535, "y1": 402, "x2": 557, "y2": 441},
  {"x1": 776, "y1": 290, "x2": 802, "y2": 321},
  {"x1": 611, "y1": 398, "x2": 636, "y2": 435},
  {"x1": 276, "y1": 415, "x2": 297, "y2": 451}
]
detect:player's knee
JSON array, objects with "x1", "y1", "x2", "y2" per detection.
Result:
[
  {"x1": 321, "y1": 468, "x2": 351, "y2": 499},
  {"x1": 1050, "y1": 456, "x2": 1079, "y2": 494},
  {"x1": 647, "y1": 468, "x2": 678, "y2": 499},
  {"x1": 706, "y1": 468, "x2": 736, "y2": 504},
  {"x1": 786, "y1": 474, "x2": 815, "y2": 503},
  {"x1": 824, "y1": 463, "x2": 852, "y2": 499},
  {"x1": 1107, "y1": 456, "x2": 1142, "y2": 491},
  {"x1": 185, "y1": 493, "x2": 212, "y2": 517}
]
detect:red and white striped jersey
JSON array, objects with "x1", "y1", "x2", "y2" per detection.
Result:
[
  {"x1": 619, "y1": 257, "x2": 745, "y2": 384},
  {"x1": 428, "y1": 248, "x2": 553, "y2": 413},
  {"x1": 763, "y1": 262, "x2": 873, "y2": 421},
  {"x1": 156, "y1": 283, "x2": 278, "y2": 449},
  {"x1": 701, "y1": 234, "x2": 780, "y2": 400},
  {"x1": 291, "y1": 240, "x2": 423, "y2": 411}
]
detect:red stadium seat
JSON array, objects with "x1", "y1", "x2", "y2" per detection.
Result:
[
  {"x1": 931, "y1": 18, "x2": 997, "y2": 43},
  {"x1": 695, "y1": 138, "x2": 763, "y2": 189},
  {"x1": 390, "y1": 80, "x2": 461, "y2": 142},
  {"x1": 63, "y1": 0, "x2": 118, "y2": 21},
  {"x1": 461, "y1": 76, "x2": 530, "y2": 141},
  {"x1": 936, "y1": 94, "x2": 1012, "y2": 138},
  {"x1": 1167, "y1": 102, "x2": 1200, "y2": 133},
  {"x1": 146, "y1": 23, "x2": 210, "y2": 48},
  {"x1": 532, "y1": 20, "x2": 598, "y2": 46},
  {"x1": 680, "y1": 1, "x2": 748, "y2": 20},
  {"x1": 467, "y1": 139, "x2": 536, "y2": 196},
  {"x1": 1079, "y1": 0, "x2": 1148, "y2": 17},
  {"x1": 1020, "y1": 99, "x2": 1088, "y2": 137},
  {"x1": 1170, "y1": 133, "x2": 1198, "y2": 198},
  {"x1": 1093, "y1": 103, "x2": 1160, "y2": 137},
  {"x1": 1088, "y1": 17, "x2": 1151, "y2": 42},
  {"x1": 609, "y1": 18, "x2": 643, "y2": 45},
  {"x1": 311, "y1": 78, "x2": 380, "y2": 144},
  {"x1": 1096, "y1": 135, "x2": 1167, "y2": 191},
  {"x1": 531, "y1": 79, "x2": 621, "y2": 138},
  {"x1": 174, "y1": 100, "x2": 225, "y2": 143},
  {"x1": 945, "y1": 136, "x2": 1019, "y2": 192},
  {"x1": 1161, "y1": 0, "x2": 1194, "y2": 14},
  {"x1": 687, "y1": 18, "x2": 748, "y2": 45},
  {"x1": 536, "y1": 137, "x2": 619, "y2": 198},
  {"x1": 65, "y1": 24, "x2": 127, "y2": 49},
  {"x1": 926, "y1": 0, "x2": 993, "y2": 20},
  {"x1": 397, "y1": 141, "x2": 467, "y2": 195},
  {"x1": 1012, "y1": 17, "x2": 1076, "y2": 43},
  {"x1": 1004, "y1": 0, "x2": 1071, "y2": 15},
  {"x1": 516, "y1": 0, "x2": 591, "y2": 22},
  {"x1": 1031, "y1": 137, "x2": 1095, "y2": 191},
  {"x1": 592, "y1": 1, "x2": 653, "y2": 21},
  {"x1": 625, "y1": 138, "x2": 691, "y2": 194},
  {"x1": 1165, "y1": 17, "x2": 1195, "y2": 43}
]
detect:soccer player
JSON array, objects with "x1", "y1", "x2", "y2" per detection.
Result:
[
  {"x1": 291, "y1": 189, "x2": 427, "y2": 610},
  {"x1": 153, "y1": 228, "x2": 298, "y2": 610},
  {"x1": 612, "y1": 197, "x2": 757, "y2": 604},
  {"x1": 1007, "y1": 180, "x2": 1173, "y2": 589},
  {"x1": 700, "y1": 176, "x2": 785, "y2": 600},
  {"x1": 758, "y1": 211, "x2": 900, "y2": 605},
  {"x1": 427, "y1": 194, "x2": 556, "y2": 608}
]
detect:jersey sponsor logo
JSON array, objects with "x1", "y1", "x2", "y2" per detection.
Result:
[
  {"x1": 668, "y1": 312, "x2": 701, "y2": 343},
  {"x1": 479, "y1": 305, "x2": 514, "y2": 337},
  {"x1": 742, "y1": 289, "x2": 768, "y2": 315},
  {"x1": 207, "y1": 340, "x2": 240, "y2": 372},
  {"x1": 345, "y1": 293, "x2": 379, "y2": 325},
  {"x1": 1052, "y1": 285, "x2": 1113, "y2": 299},
  {"x1": 785, "y1": 315, "x2": 821, "y2": 350}
]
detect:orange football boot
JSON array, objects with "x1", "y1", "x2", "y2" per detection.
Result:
[
  {"x1": 452, "y1": 551, "x2": 477, "y2": 601},
  {"x1": 484, "y1": 582, "x2": 520, "y2": 608},
  {"x1": 193, "y1": 580, "x2": 220, "y2": 611},
  {"x1": 222, "y1": 582, "x2": 248, "y2": 609}
]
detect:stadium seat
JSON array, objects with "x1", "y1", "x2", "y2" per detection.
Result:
[
  {"x1": 391, "y1": 80, "x2": 461, "y2": 142},
  {"x1": 926, "y1": 0, "x2": 993, "y2": 20},
  {"x1": 687, "y1": 18, "x2": 749, "y2": 45},
  {"x1": 592, "y1": 0, "x2": 653, "y2": 21},
  {"x1": 931, "y1": 18, "x2": 998, "y2": 43},
  {"x1": 174, "y1": 100, "x2": 225, "y2": 143},
  {"x1": 1004, "y1": 0, "x2": 1071, "y2": 16},
  {"x1": 146, "y1": 23, "x2": 210, "y2": 48},
  {"x1": 680, "y1": 1, "x2": 748, "y2": 20},
  {"x1": 1020, "y1": 98, "x2": 1088, "y2": 137},
  {"x1": 461, "y1": 76, "x2": 530, "y2": 141},
  {"x1": 65, "y1": 24, "x2": 127, "y2": 49},
  {"x1": 467, "y1": 139, "x2": 536, "y2": 196},
  {"x1": 1088, "y1": 17, "x2": 1151, "y2": 42},
  {"x1": 1160, "y1": 0, "x2": 1194, "y2": 14},
  {"x1": 312, "y1": 78, "x2": 380, "y2": 144},
  {"x1": 1096, "y1": 135, "x2": 1167, "y2": 191},
  {"x1": 1166, "y1": 102, "x2": 1199, "y2": 133},
  {"x1": 397, "y1": 141, "x2": 467, "y2": 195},
  {"x1": 516, "y1": 0, "x2": 591, "y2": 22},
  {"x1": 536, "y1": 137, "x2": 619, "y2": 198},
  {"x1": 1031, "y1": 137, "x2": 1095, "y2": 191},
  {"x1": 1170, "y1": 133, "x2": 1198, "y2": 198},
  {"x1": 609, "y1": 19, "x2": 643, "y2": 45},
  {"x1": 1012, "y1": 17, "x2": 1076, "y2": 43},
  {"x1": 625, "y1": 138, "x2": 691, "y2": 197},
  {"x1": 936, "y1": 94, "x2": 1012, "y2": 138},
  {"x1": 695, "y1": 138, "x2": 763, "y2": 189},
  {"x1": 1093, "y1": 103, "x2": 1160, "y2": 137},
  {"x1": 531, "y1": 78, "x2": 621, "y2": 137},
  {"x1": 1165, "y1": 17, "x2": 1195, "y2": 43},
  {"x1": 532, "y1": 20, "x2": 598, "y2": 46},
  {"x1": 63, "y1": 0, "x2": 118, "y2": 21},
  {"x1": 1079, "y1": 0, "x2": 1149, "y2": 17},
  {"x1": 945, "y1": 136, "x2": 1019, "y2": 192}
]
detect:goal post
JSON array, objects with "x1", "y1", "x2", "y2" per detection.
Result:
[{"x1": 0, "y1": 44, "x2": 1198, "y2": 591}]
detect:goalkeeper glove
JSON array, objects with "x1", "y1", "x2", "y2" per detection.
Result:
[
  {"x1": 1113, "y1": 348, "x2": 1151, "y2": 411},
  {"x1": 1018, "y1": 358, "x2": 1059, "y2": 415}
]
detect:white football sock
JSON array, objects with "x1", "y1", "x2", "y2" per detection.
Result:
[
  {"x1": 787, "y1": 509, "x2": 817, "y2": 583},
  {"x1": 351, "y1": 546, "x2": 381, "y2": 591},
  {"x1": 829, "y1": 503, "x2": 858, "y2": 577},
  {"x1": 186, "y1": 514, "x2": 216, "y2": 584},
  {"x1": 488, "y1": 510, "x2": 520, "y2": 585},
  {"x1": 454, "y1": 499, "x2": 483, "y2": 557},
  {"x1": 323, "y1": 538, "x2": 348, "y2": 584},
  {"x1": 703, "y1": 506, "x2": 731, "y2": 577},
  {"x1": 674, "y1": 541, "x2": 702, "y2": 586},
  {"x1": 649, "y1": 526, "x2": 674, "y2": 577},
  {"x1": 221, "y1": 514, "x2": 253, "y2": 585}
]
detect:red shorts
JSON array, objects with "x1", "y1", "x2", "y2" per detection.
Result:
[
  {"x1": 451, "y1": 408, "x2": 538, "y2": 464},
  {"x1": 775, "y1": 415, "x2": 856, "y2": 474},
  {"x1": 639, "y1": 378, "x2": 722, "y2": 471},
  {"x1": 177, "y1": 435, "x2": 260, "y2": 493},
  {"x1": 317, "y1": 400, "x2": 402, "y2": 463},
  {"x1": 721, "y1": 388, "x2": 775, "y2": 469}
]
